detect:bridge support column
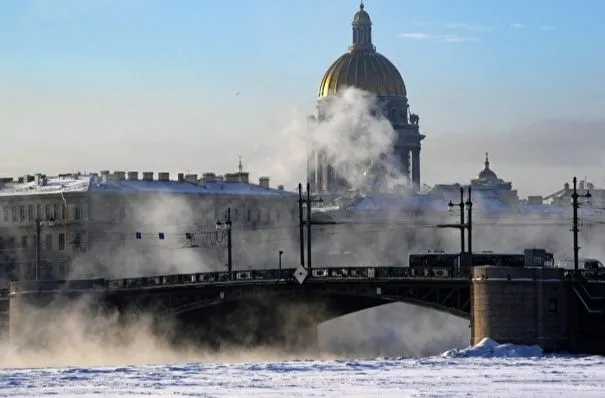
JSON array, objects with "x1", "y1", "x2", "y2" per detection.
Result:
[{"x1": 471, "y1": 266, "x2": 568, "y2": 352}]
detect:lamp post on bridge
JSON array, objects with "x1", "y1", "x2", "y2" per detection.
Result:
[
  {"x1": 571, "y1": 177, "x2": 591, "y2": 277},
  {"x1": 278, "y1": 250, "x2": 283, "y2": 274},
  {"x1": 437, "y1": 186, "x2": 473, "y2": 268},
  {"x1": 298, "y1": 182, "x2": 323, "y2": 273},
  {"x1": 216, "y1": 207, "x2": 233, "y2": 279}
]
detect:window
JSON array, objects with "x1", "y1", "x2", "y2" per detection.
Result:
[
  {"x1": 45, "y1": 234, "x2": 52, "y2": 251},
  {"x1": 256, "y1": 209, "x2": 261, "y2": 222},
  {"x1": 73, "y1": 232, "x2": 81, "y2": 249},
  {"x1": 7, "y1": 236, "x2": 15, "y2": 249},
  {"x1": 19, "y1": 206, "x2": 25, "y2": 222},
  {"x1": 53, "y1": 204, "x2": 59, "y2": 220},
  {"x1": 21, "y1": 236, "x2": 28, "y2": 249},
  {"x1": 247, "y1": 209, "x2": 251, "y2": 222},
  {"x1": 28, "y1": 205, "x2": 34, "y2": 221},
  {"x1": 75, "y1": 206, "x2": 82, "y2": 221},
  {"x1": 3, "y1": 207, "x2": 9, "y2": 223},
  {"x1": 11, "y1": 207, "x2": 17, "y2": 222},
  {"x1": 61, "y1": 204, "x2": 67, "y2": 220},
  {"x1": 120, "y1": 207, "x2": 125, "y2": 221},
  {"x1": 58, "y1": 233, "x2": 65, "y2": 251},
  {"x1": 45, "y1": 204, "x2": 51, "y2": 220},
  {"x1": 548, "y1": 298, "x2": 558, "y2": 313},
  {"x1": 0, "y1": 237, "x2": 3, "y2": 250}
]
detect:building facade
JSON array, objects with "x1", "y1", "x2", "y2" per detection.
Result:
[
  {"x1": 0, "y1": 168, "x2": 299, "y2": 285},
  {"x1": 308, "y1": 2, "x2": 425, "y2": 194}
]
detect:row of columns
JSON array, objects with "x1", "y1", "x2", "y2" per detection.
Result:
[{"x1": 309, "y1": 147, "x2": 421, "y2": 193}]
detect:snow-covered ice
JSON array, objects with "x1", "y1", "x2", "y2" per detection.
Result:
[{"x1": 1, "y1": 339, "x2": 604, "y2": 397}]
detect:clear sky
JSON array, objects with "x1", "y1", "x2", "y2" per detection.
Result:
[{"x1": 1, "y1": 0, "x2": 604, "y2": 197}]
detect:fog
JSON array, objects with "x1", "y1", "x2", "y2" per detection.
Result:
[{"x1": 1, "y1": 87, "x2": 596, "y2": 366}]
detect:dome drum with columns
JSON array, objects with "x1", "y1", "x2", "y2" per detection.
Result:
[{"x1": 308, "y1": 2, "x2": 425, "y2": 195}]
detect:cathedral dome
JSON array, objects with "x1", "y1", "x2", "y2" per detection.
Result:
[
  {"x1": 318, "y1": 2, "x2": 407, "y2": 98},
  {"x1": 478, "y1": 153, "x2": 498, "y2": 180}
]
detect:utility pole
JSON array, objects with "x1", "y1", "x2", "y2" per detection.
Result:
[
  {"x1": 437, "y1": 186, "x2": 473, "y2": 268},
  {"x1": 216, "y1": 207, "x2": 233, "y2": 279},
  {"x1": 306, "y1": 182, "x2": 312, "y2": 272},
  {"x1": 571, "y1": 176, "x2": 591, "y2": 277},
  {"x1": 35, "y1": 217, "x2": 41, "y2": 281},
  {"x1": 298, "y1": 183, "x2": 305, "y2": 268},
  {"x1": 466, "y1": 186, "x2": 473, "y2": 255}
]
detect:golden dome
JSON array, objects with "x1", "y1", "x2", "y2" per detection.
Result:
[
  {"x1": 318, "y1": 52, "x2": 407, "y2": 98},
  {"x1": 318, "y1": 2, "x2": 407, "y2": 98}
]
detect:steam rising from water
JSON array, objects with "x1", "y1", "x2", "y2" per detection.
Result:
[{"x1": 254, "y1": 87, "x2": 408, "y2": 192}]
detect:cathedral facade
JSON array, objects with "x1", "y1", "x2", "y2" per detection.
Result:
[{"x1": 308, "y1": 2, "x2": 425, "y2": 194}]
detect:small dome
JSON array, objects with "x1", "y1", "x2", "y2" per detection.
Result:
[
  {"x1": 478, "y1": 153, "x2": 498, "y2": 180},
  {"x1": 354, "y1": 2, "x2": 371, "y2": 24}
]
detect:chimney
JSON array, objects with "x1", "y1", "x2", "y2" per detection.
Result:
[
  {"x1": 26, "y1": 174, "x2": 35, "y2": 182},
  {"x1": 238, "y1": 172, "x2": 249, "y2": 184},
  {"x1": 113, "y1": 171, "x2": 126, "y2": 181},
  {"x1": 177, "y1": 173, "x2": 184, "y2": 182},
  {"x1": 35, "y1": 173, "x2": 47, "y2": 187},
  {"x1": 259, "y1": 176, "x2": 270, "y2": 189},
  {"x1": 142, "y1": 171, "x2": 154, "y2": 181},
  {"x1": 224, "y1": 173, "x2": 239, "y2": 183},
  {"x1": 128, "y1": 171, "x2": 139, "y2": 181},
  {"x1": 278, "y1": 184, "x2": 284, "y2": 191},
  {"x1": 158, "y1": 172, "x2": 170, "y2": 182},
  {"x1": 185, "y1": 174, "x2": 198, "y2": 183},
  {"x1": 202, "y1": 173, "x2": 217, "y2": 184}
]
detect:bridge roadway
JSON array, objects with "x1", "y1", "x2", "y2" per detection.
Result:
[
  {"x1": 7, "y1": 266, "x2": 605, "y2": 352},
  {"x1": 8, "y1": 266, "x2": 470, "y2": 351}
]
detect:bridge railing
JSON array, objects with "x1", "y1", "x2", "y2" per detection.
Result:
[{"x1": 20, "y1": 265, "x2": 605, "y2": 296}]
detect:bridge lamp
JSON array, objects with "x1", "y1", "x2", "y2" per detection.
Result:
[
  {"x1": 571, "y1": 177, "x2": 592, "y2": 275},
  {"x1": 216, "y1": 208, "x2": 233, "y2": 279}
]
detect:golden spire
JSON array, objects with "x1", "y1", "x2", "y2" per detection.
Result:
[{"x1": 485, "y1": 152, "x2": 490, "y2": 169}]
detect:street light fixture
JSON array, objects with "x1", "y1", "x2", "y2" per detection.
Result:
[
  {"x1": 438, "y1": 186, "x2": 473, "y2": 268},
  {"x1": 571, "y1": 176, "x2": 591, "y2": 276},
  {"x1": 216, "y1": 207, "x2": 233, "y2": 279}
]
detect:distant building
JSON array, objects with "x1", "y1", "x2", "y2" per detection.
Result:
[
  {"x1": 0, "y1": 164, "x2": 298, "y2": 285},
  {"x1": 308, "y1": 2, "x2": 424, "y2": 194}
]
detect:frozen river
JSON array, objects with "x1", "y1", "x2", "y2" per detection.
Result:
[{"x1": 1, "y1": 339, "x2": 605, "y2": 397}]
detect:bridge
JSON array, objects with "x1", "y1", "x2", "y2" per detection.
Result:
[
  {"x1": 6, "y1": 265, "x2": 605, "y2": 354},
  {"x1": 7, "y1": 266, "x2": 471, "y2": 351}
]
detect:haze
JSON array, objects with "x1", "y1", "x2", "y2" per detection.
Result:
[{"x1": 1, "y1": 0, "x2": 604, "y2": 197}]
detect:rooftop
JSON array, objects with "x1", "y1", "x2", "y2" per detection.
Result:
[{"x1": 0, "y1": 171, "x2": 295, "y2": 198}]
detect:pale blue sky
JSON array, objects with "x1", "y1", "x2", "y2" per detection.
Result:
[{"x1": 1, "y1": 0, "x2": 604, "y2": 196}]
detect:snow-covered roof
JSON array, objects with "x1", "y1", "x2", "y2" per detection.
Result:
[
  {"x1": 0, "y1": 174, "x2": 296, "y2": 198},
  {"x1": 0, "y1": 175, "x2": 91, "y2": 197}
]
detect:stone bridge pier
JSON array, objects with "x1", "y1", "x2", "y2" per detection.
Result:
[{"x1": 471, "y1": 266, "x2": 569, "y2": 352}]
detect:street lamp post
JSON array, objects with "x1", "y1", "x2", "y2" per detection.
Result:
[
  {"x1": 278, "y1": 250, "x2": 284, "y2": 274},
  {"x1": 438, "y1": 186, "x2": 473, "y2": 268},
  {"x1": 216, "y1": 207, "x2": 233, "y2": 279},
  {"x1": 297, "y1": 182, "x2": 323, "y2": 272},
  {"x1": 447, "y1": 187, "x2": 466, "y2": 255},
  {"x1": 571, "y1": 176, "x2": 591, "y2": 276}
]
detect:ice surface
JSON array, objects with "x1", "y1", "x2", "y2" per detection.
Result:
[
  {"x1": 442, "y1": 337, "x2": 544, "y2": 358},
  {"x1": 1, "y1": 340, "x2": 605, "y2": 397}
]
